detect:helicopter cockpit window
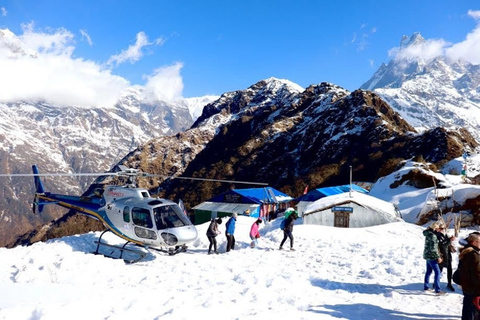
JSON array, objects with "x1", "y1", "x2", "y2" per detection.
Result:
[
  {"x1": 132, "y1": 207, "x2": 153, "y2": 229},
  {"x1": 154, "y1": 205, "x2": 190, "y2": 230},
  {"x1": 123, "y1": 206, "x2": 130, "y2": 223}
]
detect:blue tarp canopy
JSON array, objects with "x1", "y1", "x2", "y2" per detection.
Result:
[
  {"x1": 294, "y1": 184, "x2": 368, "y2": 202},
  {"x1": 208, "y1": 187, "x2": 292, "y2": 204}
]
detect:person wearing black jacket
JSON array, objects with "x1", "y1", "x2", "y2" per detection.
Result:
[
  {"x1": 434, "y1": 224, "x2": 456, "y2": 291},
  {"x1": 279, "y1": 211, "x2": 298, "y2": 251},
  {"x1": 206, "y1": 217, "x2": 222, "y2": 254}
]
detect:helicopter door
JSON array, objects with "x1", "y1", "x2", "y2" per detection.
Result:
[{"x1": 131, "y1": 207, "x2": 157, "y2": 240}]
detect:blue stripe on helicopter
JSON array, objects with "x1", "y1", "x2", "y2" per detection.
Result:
[{"x1": 37, "y1": 194, "x2": 143, "y2": 245}]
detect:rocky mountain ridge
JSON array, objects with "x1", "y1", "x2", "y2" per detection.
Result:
[
  {"x1": 8, "y1": 77, "x2": 479, "y2": 246},
  {"x1": 361, "y1": 32, "x2": 480, "y2": 140}
]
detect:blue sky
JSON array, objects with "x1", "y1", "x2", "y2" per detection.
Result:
[{"x1": 0, "y1": 0, "x2": 479, "y2": 106}]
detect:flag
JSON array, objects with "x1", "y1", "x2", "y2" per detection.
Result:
[{"x1": 303, "y1": 186, "x2": 309, "y2": 195}]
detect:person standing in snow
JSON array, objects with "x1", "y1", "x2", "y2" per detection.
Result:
[
  {"x1": 423, "y1": 221, "x2": 445, "y2": 294},
  {"x1": 434, "y1": 223, "x2": 456, "y2": 291},
  {"x1": 206, "y1": 217, "x2": 222, "y2": 254},
  {"x1": 279, "y1": 211, "x2": 297, "y2": 251},
  {"x1": 458, "y1": 232, "x2": 480, "y2": 320},
  {"x1": 250, "y1": 218, "x2": 262, "y2": 248},
  {"x1": 225, "y1": 213, "x2": 237, "y2": 252}
]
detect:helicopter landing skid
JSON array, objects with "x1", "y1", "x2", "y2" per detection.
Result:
[
  {"x1": 149, "y1": 244, "x2": 188, "y2": 256},
  {"x1": 93, "y1": 230, "x2": 147, "y2": 264}
]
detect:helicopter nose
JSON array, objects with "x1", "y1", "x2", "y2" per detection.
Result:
[{"x1": 161, "y1": 226, "x2": 198, "y2": 246}]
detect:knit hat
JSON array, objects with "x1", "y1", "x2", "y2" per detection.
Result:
[
  {"x1": 216, "y1": 217, "x2": 222, "y2": 224},
  {"x1": 232, "y1": 212, "x2": 238, "y2": 218}
]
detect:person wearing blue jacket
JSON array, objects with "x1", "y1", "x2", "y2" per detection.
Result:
[{"x1": 225, "y1": 213, "x2": 237, "y2": 252}]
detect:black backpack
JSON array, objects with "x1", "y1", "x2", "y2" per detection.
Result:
[{"x1": 452, "y1": 260, "x2": 462, "y2": 285}]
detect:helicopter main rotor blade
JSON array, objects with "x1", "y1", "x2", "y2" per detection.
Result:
[
  {"x1": 172, "y1": 176, "x2": 269, "y2": 186},
  {"x1": 0, "y1": 170, "x2": 269, "y2": 186},
  {"x1": 0, "y1": 173, "x2": 118, "y2": 177}
]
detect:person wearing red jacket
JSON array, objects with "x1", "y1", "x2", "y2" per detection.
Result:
[{"x1": 249, "y1": 218, "x2": 262, "y2": 248}]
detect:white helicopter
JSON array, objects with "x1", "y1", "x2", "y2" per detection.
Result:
[{"x1": 3, "y1": 164, "x2": 267, "y2": 263}]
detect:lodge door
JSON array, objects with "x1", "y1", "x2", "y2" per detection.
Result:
[{"x1": 334, "y1": 211, "x2": 350, "y2": 228}]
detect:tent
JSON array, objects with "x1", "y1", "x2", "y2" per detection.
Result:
[
  {"x1": 303, "y1": 191, "x2": 402, "y2": 228},
  {"x1": 295, "y1": 184, "x2": 368, "y2": 217},
  {"x1": 193, "y1": 187, "x2": 293, "y2": 224}
]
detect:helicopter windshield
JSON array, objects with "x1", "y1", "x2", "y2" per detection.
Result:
[{"x1": 153, "y1": 205, "x2": 191, "y2": 230}]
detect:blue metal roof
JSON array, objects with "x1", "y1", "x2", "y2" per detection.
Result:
[
  {"x1": 294, "y1": 184, "x2": 368, "y2": 202},
  {"x1": 208, "y1": 187, "x2": 292, "y2": 204}
]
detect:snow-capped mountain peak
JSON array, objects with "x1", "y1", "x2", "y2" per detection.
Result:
[
  {"x1": 400, "y1": 32, "x2": 426, "y2": 48},
  {"x1": 361, "y1": 33, "x2": 480, "y2": 141},
  {"x1": 0, "y1": 28, "x2": 37, "y2": 58}
]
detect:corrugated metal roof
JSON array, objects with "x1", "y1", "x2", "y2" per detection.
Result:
[
  {"x1": 208, "y1": 187, "x2": 292, "y2": 204},
  {"x1": 295, "y1": 184, "x2": 368, "y2": 202}
]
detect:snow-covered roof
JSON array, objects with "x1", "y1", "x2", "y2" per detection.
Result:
[{"x1": 304, "y1": 191, "x2": 399, "y2": 218}]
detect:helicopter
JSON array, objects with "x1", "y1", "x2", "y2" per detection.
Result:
[{"x1": 3, "y1": 164, "x2": 268, "y2": 263}]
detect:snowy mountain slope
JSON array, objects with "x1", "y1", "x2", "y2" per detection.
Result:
[
  {"x1": 361, "y1": 32, "x2": 480, "y2": 140},
  {"x1": 0, "y1": 29, "x2": 218, "y2": 246}
]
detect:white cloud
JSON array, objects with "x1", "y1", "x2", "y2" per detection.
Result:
[
  {"x1": 1, "y1": 7, "x2": 7, "y2": 16},
  {"x1": 106, "y1": 31, "x2": 163, "y2": 68},
  {"x1": 142, "y1": 62, "x2": 184, "y2": 102},
  {"x1": 0, "y1": 26, "x2": 182, "y2": 108},
  {"x1": 389, "y1": 11, "x2": 480, "y2": 65},
  {"x1": 20, "y1": 22, "x2": 75, "y2": 55},
  {"x1": 389, "y1": 38, "x2": 448, "y2": 62},
  {"x1": 468, "y1": 10, "x2": 480, "y2": 20},
  {"x1": 80, "y1": 29, "x2": 93, "y2": 46}
]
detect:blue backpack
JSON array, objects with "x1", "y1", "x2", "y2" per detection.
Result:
[{"x1": 280, "y1": 218, "x2": 286, "y2": 230}]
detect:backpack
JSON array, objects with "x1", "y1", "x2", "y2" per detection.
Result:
[
  {"x1": 453, "y1": 268, "x2": 461, "y2": 285},
  {"x1": 453, "y1": 259, "x2": 462, "y2": 285},
  {"x1": 280, "y1": 218, "x2": 286, "y2": 230}
]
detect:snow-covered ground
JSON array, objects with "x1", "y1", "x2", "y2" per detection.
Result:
[
  {"x1": 2, "y1": 156, "x2": 480, "y2": 320},
  {"x1": 0, "y1": 216, "x2": 476, "y2": 320}
]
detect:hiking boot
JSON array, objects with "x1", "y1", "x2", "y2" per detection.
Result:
[
  {"x1": 435, "y1": 291, "x2": 447, "y2": 296},
  {"x1": 290, "y1": 247, "x2": 295, "y2": 251},
  {"x1": 447, "y1": 284, "x2": 455, "y2": 291},
  {"x1": 279, "y1": 246, "x2": 283, "y2": 250}
]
